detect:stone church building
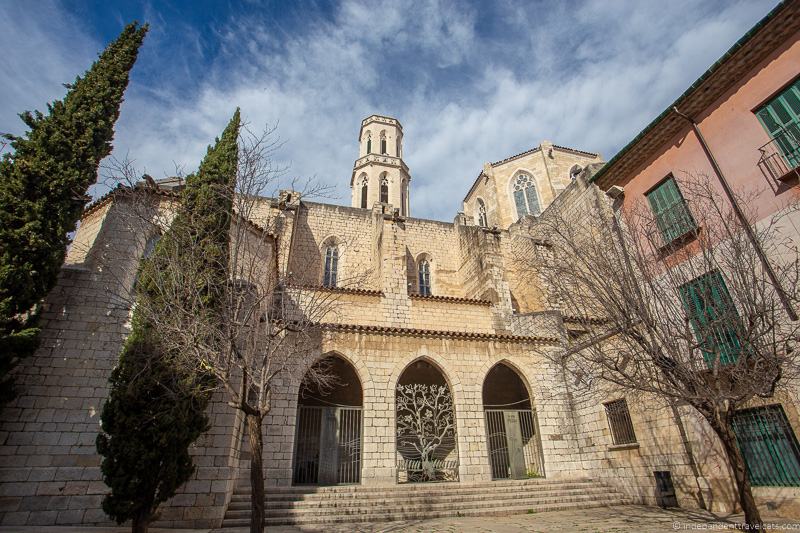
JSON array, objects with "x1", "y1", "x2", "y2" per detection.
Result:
[{"x1": 0, "y1": 112, "x2": 797, "y2": 528}]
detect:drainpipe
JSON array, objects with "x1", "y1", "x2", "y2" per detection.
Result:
[{"x1": 672, "y1": 107, "x2": 798, "y2": 321}]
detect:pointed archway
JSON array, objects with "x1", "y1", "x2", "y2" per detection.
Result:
[
  {"x1": 482, "y1": 362, "x2": 544, "y2": 479},
  {"x1": 293, "y1": 354, "x2": 363, "y2": 485},
  {"x1": 395, "y1": 358, "x2": 459, "y2": 483}
]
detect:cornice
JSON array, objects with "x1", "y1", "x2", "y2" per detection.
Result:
[{"x1": 321, "y1": 323, "x2": 559, "y2": 344}]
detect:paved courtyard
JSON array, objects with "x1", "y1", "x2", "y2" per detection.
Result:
[
  {"x1": 2, "y1": 505, "x2": 798, "y2": 533},
  {"x1": 253, "y1": 506, "x2": 799, "y2": 533}
]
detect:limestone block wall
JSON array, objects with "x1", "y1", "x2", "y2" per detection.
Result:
[
  {"x1": 402, "y1": 218, "x2": 462, "y2": 297},
  {"x1": 0, "y1": 199, "x2": 242, "y2": 528},
  {"x1": 463, "y1": 144, "x2": 602, "y2": 231},
  {"x1": 407, "y1": 297, "x2": 494, "y2": 333},
  {"x1": 260, "y1": 330, "x2": 587, "y2": 487},
  {"x1": 286, "y1": 202, "x2": 378, "y2": 289}
]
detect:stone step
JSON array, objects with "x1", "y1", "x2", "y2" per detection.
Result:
[
  {"x1": 228, "y1": 486, "x2": 613, "y2": 510},
  {"x1": 225, "y1": 491, "x2": 625, "y2": 517},
  {"x1": 220, "y1": 498, "x2": 629, "y2": 527},
  {"x1": 232, "y1": 477, "x2": 595, "y2": 496},
  {"x1": 234, "y1": 482, "x2": 603, "y2": 500}
]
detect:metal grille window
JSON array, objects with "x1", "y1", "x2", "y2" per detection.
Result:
[
  {"x1": 732, "y1": 405, "x2": 800, "y2": 487},
  {"x1": 323, "y1": 246, "x2": 338, "y2": 288},
  {"x1": 418, "y1": 259, "x2": 431, "y2": 296},
  {"x1": 646, "y1": 176, "x2": 697, "y2": 245},
  {"x1": 605, "y1": 399, "x2": 637, "y2": 445},
  {"x1": 679, "y1": 270, "x2": 741, "y2": 367}
]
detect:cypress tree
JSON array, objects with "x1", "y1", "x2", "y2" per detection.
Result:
[
  {"x1": 97, "y1": 109, "x2": 241, "y2": 533},
  {"x1": 0, "y1": 22, "x2": 148, "y2": 403}
]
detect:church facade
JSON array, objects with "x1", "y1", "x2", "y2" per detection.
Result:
[
  {"x1": 2, "y1": 2, "x2": 800, "y2": 519},
  {"x1": 0, "y1": 112, "x2": 740, "y2": 528}
]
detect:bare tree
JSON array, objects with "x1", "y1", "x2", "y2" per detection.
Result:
[
  {"x1": 396, "y1": 384, "x2": 456, "y2": 481},
  {"x1": 101, "y1": 124, "x2": 369, "y2": 533},
  {"x1": 512, "y1": 172, "x2": 800, "y2": 528}
]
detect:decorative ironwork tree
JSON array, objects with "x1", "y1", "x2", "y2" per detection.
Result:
[{"x1": 396, "y1": 383, "x2": 455, "y2": 481}]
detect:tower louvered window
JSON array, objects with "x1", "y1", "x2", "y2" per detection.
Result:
[
  {"x1": 361, "y1": 179, "x2": 368, "y2": 209},
  {"x1": 646, "y1": 176, "x2": 697, "y2": 245},
  {"x1": 512, "y1": 174, "x2": 541, "y2": 219},
  {"x1": 679, "y1": 270, "x2": 741, "y2": 367},
  {"x1": 380, "y1": 177, "x2": 389, "y2": 204},
  {"x1": 418, "y1": 260, "x2": 431, "y2": 296},
  {"x1": 323, "y1": 246, "x2": 338, "y2": 288}
]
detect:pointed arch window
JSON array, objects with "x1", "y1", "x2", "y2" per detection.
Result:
[
  {"x1": 366, "y1": 133, "x2": 372, "y2": 155},
  {"x1": 323, "y1": 245, "x2": 338, "y2": 288},
  {"x1": 360, "y1": 176, "x2": 368, "y2": 209},
  {"x1": 380, "y1": 131, "x2": 387, "y2": 155},
  {"x1": 477, "y1": 199, "x2": 488, "y2": 227},
  {"x1": 380, "y1": 176, "x2": 389, "y2": 204},
  {"x1": 418, "y1": 259, "x2": 431, "y2": 296},
  {"x1": 512, "y1": 173, "x2": 541, "y2": 218},
  {"x1": 401, "y1": 180, "x2": 407, "y2": 216}
]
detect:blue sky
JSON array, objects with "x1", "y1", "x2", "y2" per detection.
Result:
[{"x1": 0, "y1": 0, "x2": 779, "y2": 220}]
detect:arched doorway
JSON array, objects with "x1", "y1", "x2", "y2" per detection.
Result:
[
  {"x1": 293, "y1": 355, "x2": 362, "y2": 485},
  {"x1": 395, "y1": 359, "x2": 458, "y2": 483},
  {"x1": 483, "y1": 362, "x2": 544, "y2": 479}
]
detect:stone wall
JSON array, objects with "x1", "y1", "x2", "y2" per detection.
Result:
[
  {"x1": 260, "y1": 329, "x2": 582, "y2": 487},
  {"x1": 0, "y1": 198, "x2": 243, "y2": 528}
]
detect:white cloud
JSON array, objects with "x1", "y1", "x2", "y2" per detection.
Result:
[{"x1": 0, "y1": 0, "x2": 778, "y2": 220}]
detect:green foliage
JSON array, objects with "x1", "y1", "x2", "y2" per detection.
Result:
[
  {"x1": 0, "y1": 22, "x2": 148, "y2": 404},
  {"x1": 96, "y1": 322, "x2": 211, "y2": 527},
  {"x1": 97, "y1": 109, "x2": 241, "y2": 530}
]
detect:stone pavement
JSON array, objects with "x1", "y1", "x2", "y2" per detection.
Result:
[
  {"x1": 217, "y1": 505, "x2": 799, "y2": 533},
  {"x1": 1, "y1": 505, "x2": 798, "y2": 533}
]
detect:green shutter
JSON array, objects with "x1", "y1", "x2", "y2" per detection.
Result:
[
  {"x1": 646, "y1": 177, "x2": 696, "y2": 244},
  {"x1": 732, "y1": 406, "x2": 800, "y2": 487},
  {"x1": 679, "y1": 271, "x2": 741, "y2": 367},
  {"x1": 757, "y1": 79, "x2": 800, "y2": 167}
]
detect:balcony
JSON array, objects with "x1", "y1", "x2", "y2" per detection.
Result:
[
  {"x1": 758, "y1": 124, "x2": 800, "y2": 182},
  {"x1": 649, "y1": 202, "x2": 698, "y2": 250}
]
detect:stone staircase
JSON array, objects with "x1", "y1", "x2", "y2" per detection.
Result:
[{"x1": 220, "y1": 477, "x2": 631, "y2": 528}]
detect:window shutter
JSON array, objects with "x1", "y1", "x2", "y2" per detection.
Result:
[
  {"x1": 679, "y1": 271, "x2": 741, "y2": 366},
  {"x1": 647, "y1": 177, "x2": 696, "y2": 244},
  {"x1": 757, "y1": 79, "x2": 800, "y2": 136}
]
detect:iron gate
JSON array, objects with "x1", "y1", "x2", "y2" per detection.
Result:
[
  {"x1": 485, "y1": 409, "x2": 544, "y2": 479},
  {"x1": 293, "y1": 406, "x2": 362, "y2": 485}
]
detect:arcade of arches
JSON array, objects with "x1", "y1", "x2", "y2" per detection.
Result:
[{"x1": 289, "y1": 355, "x2": 545, "y2": 487}]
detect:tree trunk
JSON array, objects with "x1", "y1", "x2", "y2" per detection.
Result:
[
  {"x1": 714, "y1": 420, "x2": 763, "y2": 529},
  {"x1": 247, "y1": 412, "x2": 265, "y2": 533},
  {"x1": 131, "y1": 509, "x2": 150, "y2": 533}
]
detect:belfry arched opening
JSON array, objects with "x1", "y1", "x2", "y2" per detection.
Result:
[
  {"x1": 483, "y1": 362, "x2": 544, "y2": 479},
  {"x1": 292, "y1": 355, "x2": 362, "y2": 485}
]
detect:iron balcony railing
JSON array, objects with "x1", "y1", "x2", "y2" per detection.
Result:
[
  {"x1": 646, "y1": 201, "x2": 698, "y2": 249},
  {"x1": 758, "y1": 123, "x2": 800, "y2": 182}
]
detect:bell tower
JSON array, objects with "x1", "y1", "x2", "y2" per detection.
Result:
[{"x1": 350, "y1": 115, "x2": 411, "y2": 216}]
